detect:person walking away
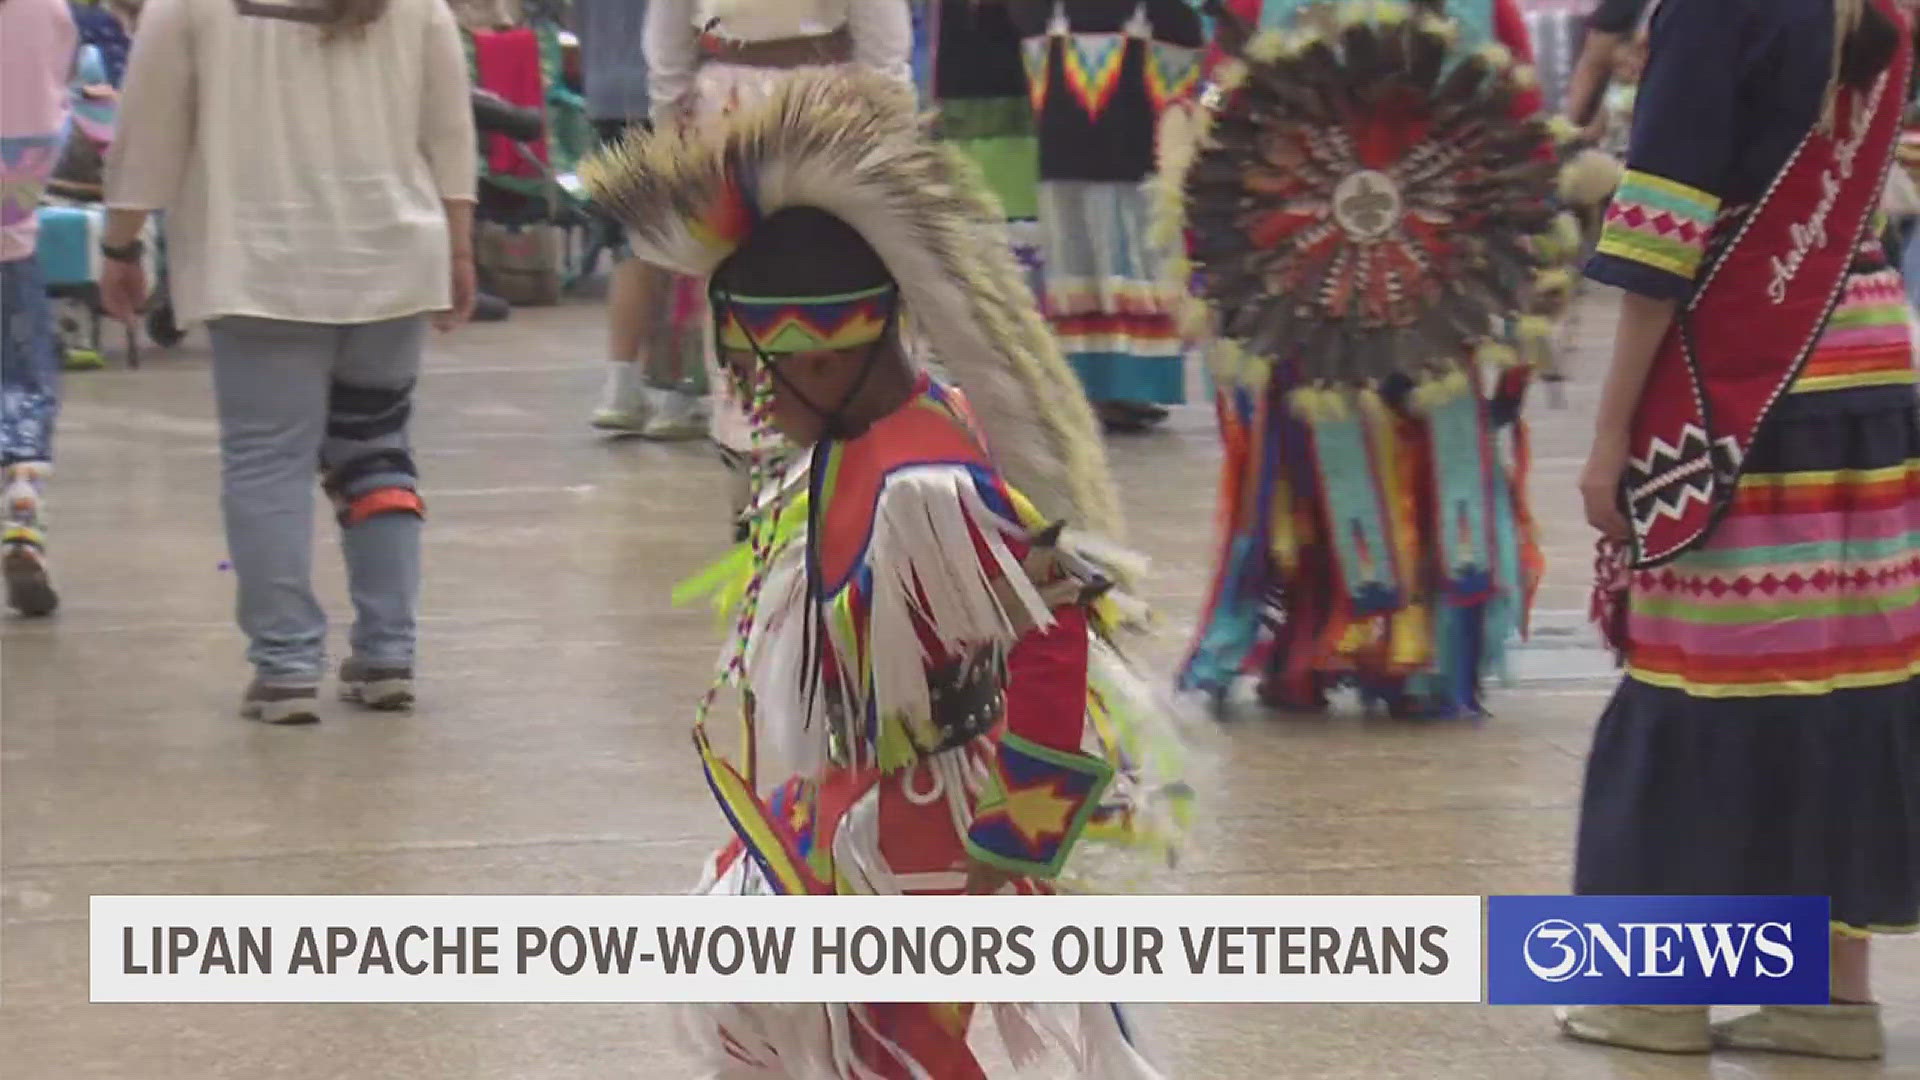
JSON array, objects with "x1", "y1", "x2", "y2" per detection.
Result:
[
  {"x1": 1563, "y1": 0, "x2": 1919, "y2": 1058},
  {"x1": 102, "y1": 0, "x2": 477, "y2": 724},
  {"x1": 579, "y1": 0, "x2": 705, "y2": 438},
  {"x1": 0, "y1": 0, "x2": 78, "y2": 617}
]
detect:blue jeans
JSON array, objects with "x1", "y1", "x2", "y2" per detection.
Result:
[
  {"x1": 207, "y1": 315, "x2": 426, "y2": 685},
  {"x1": 0, "y1": 257, "x2": 60, "y2": 465}
]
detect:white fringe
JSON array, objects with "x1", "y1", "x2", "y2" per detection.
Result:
[
  {"x1": 738, "y1": 540, "x2": 824, "y2": 782},
  {"x1": 845, "y1": 468, "x2": 1051, "y2": 751},
  {"x1": 734, "y1": 466, "x2": 1129, "y2": 782},
  {"x1": 679, "y1": 762, "x2": 1174, "y2": 1079},
  {"x1": 1075, "y1": 1003, "x2": 1168, "y2": 1080}
]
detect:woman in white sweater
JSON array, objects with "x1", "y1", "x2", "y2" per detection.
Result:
[{"x1": 101, "y1": 0, "x2": 476, "y2": 724}]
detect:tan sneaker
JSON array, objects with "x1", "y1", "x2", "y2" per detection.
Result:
[
  {"x1": 240, "y1": 681, "x2": 321, "y2": 725},
  {"x1": 1555, "y1": 1005, "x2": 1712, "y2": 1053},
  {"x1": 338, "y1": 658, "x2": 414, "y2": 712},
  {"x1": 1712, "y1": 1004, "x2": 1885, "y2": 1060}
]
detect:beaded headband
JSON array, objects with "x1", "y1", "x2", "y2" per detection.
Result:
[{"x1": 713, "y1": 283, "x2": 898, "y2": 355}]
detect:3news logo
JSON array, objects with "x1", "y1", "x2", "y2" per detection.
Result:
[{"x1": 1486, "y1": 896, "x2": 1831, "y2": 1005}]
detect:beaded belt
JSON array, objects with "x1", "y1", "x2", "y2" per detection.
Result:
[{"x1": 699, "y1": 26, "x2": 853, "y2": 68}]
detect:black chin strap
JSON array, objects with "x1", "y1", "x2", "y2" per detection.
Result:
[{"x1": 726, "y1": 292, "x2": 902, "y2": 442}]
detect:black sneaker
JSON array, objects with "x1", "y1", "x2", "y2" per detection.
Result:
[
  {"x1": 338, "y1": 658, "x2": 414, "y2": 711},
  {"x1": 3, "y1": 537, "x2": 58, "y2": 617}
]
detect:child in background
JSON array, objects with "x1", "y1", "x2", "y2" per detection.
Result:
[{"x1": 0, "y1": 0, "x2": 79, "y2": 616}]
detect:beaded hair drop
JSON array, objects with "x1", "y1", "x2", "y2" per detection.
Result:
[{"x1": 692, "y1": 356, "x2": 784, "y2": 785}]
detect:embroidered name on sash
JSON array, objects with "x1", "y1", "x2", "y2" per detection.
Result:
[{"x1": 1769, "y1": 76, "x2": 1886, "y2": 303}]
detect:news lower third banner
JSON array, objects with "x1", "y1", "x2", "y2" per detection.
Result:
[
  {"x1": 93, "y1": 895, "x2": 1480, "y2": 1004},
  {"x1": 90, "y1": 894, "x2": 1835, "y2": 1005}
]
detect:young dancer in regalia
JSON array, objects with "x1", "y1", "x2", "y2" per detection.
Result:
[
  {"x1": 1562, "y1": 0, "x2": 1918, "y2": 1059},
  {"x1": 642, "y1": 0, "x2": 914, "y2": 538},
  {"x1": 585, "y1": 69, "x2": 1191, "y2": 1079},
  {"x1": 1166, "y1": 0, "x2": 1572, "y2": 718}
]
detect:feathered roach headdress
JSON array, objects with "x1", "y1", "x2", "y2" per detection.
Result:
[
  {"x1": 582, "y1": 68, "x2": 1123, "y2": 541},
  {"x1": 1154, "y1": 0, "x2": 1578, "y2": 400}
]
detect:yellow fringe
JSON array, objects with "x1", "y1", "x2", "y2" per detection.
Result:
[
  {"x1": 1533, "y1": 267, "x2": 1575, "y2": 298},
  {"x1": 1409, "y1": 368, "x2": 1473, "y2": 411},
  {"x1": 1150, "y1": 104, "x2": 1205, "y2": 252},
  {"x1": 1474, "y1": 340, "x2": 1520, "y2": 369},
  {"x1": 1355, "y1": 386, "x2": 1394, "y2": 426},
  {"x1": 1207, "y1": 338, "x2": 1253, "y2": 387},
  {"x1": 1476, "y1": 42, "x2": 1514, "y2": 72},
  {"x1": 1245, "y1": 29, "x2": 1289, "y2": 62},
  {"x1": 1515, "y1": 314, "x2": 1554, "y2": 343},
  {"x1": 1214, "y1": 56, "x2": 1250, "y2": 93},
  {"x1": 1177, "y1": 294, "x2": 1213, "y2": 343},
  {"x1": 1289, "y1": 385, "x2": 1354, "y2": 423},
  {"x1": 1548, "y1": 211, "x2": 1584, "y2": 262},
  {"x1": 1420, "y1": 14, "x2": 1454, "y2": 40},
  {"x1": 1364, "y1": 0, "x2": 1411, "y2": 29}
]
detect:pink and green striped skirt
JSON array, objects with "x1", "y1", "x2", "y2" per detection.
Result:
[{"x1": 1577, "y1": 263, "x2": 1920, "y2": 934}]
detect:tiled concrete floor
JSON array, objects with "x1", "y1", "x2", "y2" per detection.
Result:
[{"x1": 4, "y1": 291, "x2": 1918, "y2": 1078}]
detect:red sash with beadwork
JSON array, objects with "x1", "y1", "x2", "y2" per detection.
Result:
[{"x1": 1623, "y1": 13, "x2": 1910, "y2": 568}]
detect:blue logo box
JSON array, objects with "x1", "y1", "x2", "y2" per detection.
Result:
[{"x1": 1487, "y1": 896, "x2": 1830, "y2": 1005}]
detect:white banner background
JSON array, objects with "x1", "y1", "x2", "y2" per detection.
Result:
[{"x1": 91, "y1": 894, "x2": 1483, "y2": 1003}]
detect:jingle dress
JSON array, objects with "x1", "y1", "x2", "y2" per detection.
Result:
[
  {"x1": 1573, "y1": 0, "x2": 1920, "y2": 934},
  {"x1": 1176, "y1": 0, "x2": 1551, "y2": 717},
  {"x1": 1011, "y1": 0, "x2": 1203, "y2": 410}
]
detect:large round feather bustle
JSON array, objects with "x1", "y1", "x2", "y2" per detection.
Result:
[
  {"x1": 582, "y1": 70, "x2": 1124, "y2": 542},
  {"x1": 1164, "y1": 1, "x2": 1564, "y2": 392}
]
